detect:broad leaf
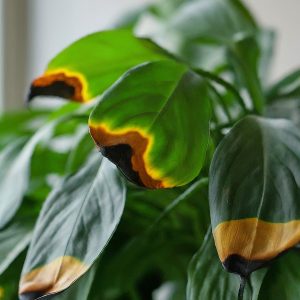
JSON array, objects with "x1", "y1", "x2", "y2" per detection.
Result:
[
  {"x1": 89, "y1": 60, "x2": 211, "y2": 189},
  {"x1": 19, "y1": 155, "x2": 126, "y2": 299},
  {"x1": 187, "y1": 231, "x2": 267, "y2": 300},
  {"x1": 28, "y1": 29, "x2": 169, "y2": 103},
  {"x1": 209, "y1": 116, "x2": 300, "y2": 279}
]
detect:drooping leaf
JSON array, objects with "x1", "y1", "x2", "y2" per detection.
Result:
[
  {"x1": 0, "y1": 220, "x2": 32, "y2": 276},
  {"x1": 0, "y1": 111, "x2": 47, "y2": 151},
  {"x1": 19, "y1": 155, "x2": 126, "y2": 299},
  {"x1": 0, "y1": 120, "x2": 60, "y2": 229},
  {"x1": 267, "y1": 69, "x2": 300, "y2": 103},
  {"x1": 209, "y1": 116, "x2": 300, "y2": 279},
  {"x1": 89, "y1": 60, "x2": 211, "y2": 189},
  {"x1": 0, "y1": 252, "x2": 27, "y2": 300},
  {"x1": 187, "y1": 230, "x2": 267, "y2": 300},
  {"x1": 28, "y1": 29, "x2": 169, "y2": 103},
  {"x1": 258, "y1": 250, "x2": 300, "y2": 300}
]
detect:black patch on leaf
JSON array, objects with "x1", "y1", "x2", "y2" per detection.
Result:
[
  {"x1": 27, "y1": 81, "x2": 75, "y2": 102},
  {"x1": 19, "y1": 291, "x2": 44, "y2": 300},
  {"x1": 100, "y1": 144, "x2": 144, "y2": 187},
  {"x1": 223, "y1": 254, "x2": 267, "y2": 278}
]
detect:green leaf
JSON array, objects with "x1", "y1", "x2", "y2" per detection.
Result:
[
  {"x1": 19, "y1": 155, "x2": 126, "y2": 299},
  {"x1": 0, "y1": 221, "x2": 32, "y2": 275},
  {"x1": 137, "y1": 0, "x2": 256, "y2": 70},
  {"x1": 209, "y1": 116, "x2": 300, "y2": 278},
  {"x1": 267, "y1": 69, "x2": 300, "y2": 103},
  {"x1": 0, "y1": 111, "x2": 47, "y2": 151},
  {"x1": 28, "y1": 29, "x2": 169, "y2": 103},
  {"x1": 89, "y1": 179, "x2": 210, "y2": 299},
  {"x1": 0, "y1": 120, "x2": 60, "y2": 229},
  {"x1": 228, "y1": 35, "x2": 264, "y2": 113},
  {"x1": 258, "y1": 250, "x2": 300, "y2": 300},
  {"x1": 187, "y1": 231, "x2": 267, "y2": 300},
  {"x1": 89, "y1": 60, "x2": 211, "y2": 188}
]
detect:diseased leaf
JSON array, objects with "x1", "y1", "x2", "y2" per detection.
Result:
[
  {"x1": 187, "y1": 231, "x2": 267, "y2": 300},
  {"x1": 89, "y1": 60, "x2": 211, "y2": 189},
  {"x1": 19, "y1": 155, "x2": 126, "y2": 299},
  {"x1": 28, "y1": 29, "x2": 169, "y2": 103},
  {"x1": 209, "y1": 116, "x2": 300, "y2": 279}
]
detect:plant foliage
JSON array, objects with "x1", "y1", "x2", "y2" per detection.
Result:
[{"x1": 1, "y1": 0, "x2": 300, "y2": 299}]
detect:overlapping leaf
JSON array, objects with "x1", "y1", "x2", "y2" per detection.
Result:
[
  {"x1": 0, "y1": 123, "x2": 56, "y2": 229},
  {"x1": 209, "y1": 116, "x2": 300, "y2": 280},
  {"x1": 28, "y1": 29, "x2": 169, "y2": 103},
  {"x1": 267, "y1": 69, "x2": 300, "y2": 103},
  {"x1": 187, "y1": 231, "x2": 267, "y2": 300},
  {"x1": 89, "y1": 60, "x2": 211, "y2": 189},
  {"x1": 19, "y1": 155, "x2": 126, "y2": 299},
  {"x1": 136, "y1": 0, "x2": 256, "y2": 70}
]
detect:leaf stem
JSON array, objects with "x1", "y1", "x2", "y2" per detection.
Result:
[
  {"x1": 209, "y1": 84, "x2": 233, "y2": 123},
  {"x1": 238, "y1": 276, "x2": 247, "y2": 300},
  {"x1": 193, "y1": 68, "x2": 247, "y2": 113}
]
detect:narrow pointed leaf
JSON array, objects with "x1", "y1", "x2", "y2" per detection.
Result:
[
  {"x1": 28, "y1": 29, "x2": 169, "y2": 103},
  {"x1": 0, "y1": 221, "x2": 32, "y2": 275},
  {"x1": 267, "y1": 69, "x2": 300, "y2": 103},
  {"x1": 210, "y1": 116, "x2": 300, "y2": 277},
  {"x1": 89, "y1": 60, "x2": 211, "y2": 189},
  {"x1": 0, "y1": 120, "x2": 60, "y2": 229},
  {"x1": 19, "y1": 155, "x2": 126, "y2": 299}
]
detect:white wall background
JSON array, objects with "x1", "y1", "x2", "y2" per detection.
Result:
[{"x1": 246, "y1": 0, "x2": 300, "y2": 80}]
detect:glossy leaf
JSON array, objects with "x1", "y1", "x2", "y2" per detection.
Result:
[
  {"x1": 89, "y1": 60, "x2": 211, "y2": 189},
  {"x1": 0, "y1": 120, "x2": 59, "y2": 229},
  {"x1": 267, "y1": 69, "x2": 300, "y2": 103},
  {"x1": 187, "y1": 231, "x2": 267, "y2": 300},
  {"x1": 137, "y1": 0, "x2": 256, "y2": 70},
  {"x1": 228, "y1": 35, "x2": 264, "y2": 113},
  {"x1": 0, "y1": 221, "x2": 32, "y2": 276},
  {"x1": 210, "y1": 116, "x2": 300, "y2": 278},
  {"x1": 89, "y1": 179, "x2": 209, "y2": 299},
  {"x1": 28, "y1": 29, "x2": 169, "y2": 103},
  {"x1": 258, "y1": 250, "x2": 300, "y2": 300},
  {"x1": 19, "y1": 155, "x2": 126, "y2": 299}
]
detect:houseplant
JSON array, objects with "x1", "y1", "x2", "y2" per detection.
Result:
[{"x1": 1, "y1": 0, "x2": 300, "y2": 299}]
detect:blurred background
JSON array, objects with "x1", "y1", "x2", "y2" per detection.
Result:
[{"x1": 0, "y1": 0, "x2": 299, "y2": 111}]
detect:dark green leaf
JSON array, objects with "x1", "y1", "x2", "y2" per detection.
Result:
[
  {"x1": 258, "y1": 250, "x2": 300, "y2": 300},
  {"x1": 267, "y1": 69, "x2": 300, "y2": 103},
  {"x1": 210, "y1": 116, "x2": 300, "y2": 278},
  {"x1": 187, "y1": 231, "x2": 267, "y2": 300},
  {"x1": 19, "y1": 155, "x2": 126, "y2": 299}
]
